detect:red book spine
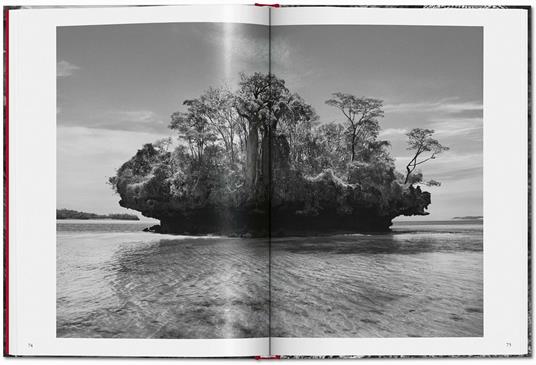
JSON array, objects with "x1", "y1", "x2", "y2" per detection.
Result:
[
  {"x1": 255, "y1": 355, "x2": 281, "y2": 360},
  {"x1": 254, "y1": 3, "x2": 281, "y2": 8},
  {"x1": 4, "y1": 6, "x2": 10, "y2": 357}
]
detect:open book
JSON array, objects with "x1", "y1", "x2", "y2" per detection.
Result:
[{"x1": 5, "y1": 4, "x2": 530, "y2": 358}]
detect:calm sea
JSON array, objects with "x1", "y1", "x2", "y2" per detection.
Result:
[{"x1": 57, "y1": 220, "x2": 483, "y2": 338}]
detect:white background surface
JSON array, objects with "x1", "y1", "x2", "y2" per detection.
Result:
[{"x1": 2, "y1": 0, "x2": 533, "y2": 363}]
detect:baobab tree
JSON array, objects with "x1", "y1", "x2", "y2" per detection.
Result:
[
  {"x1": 404, "y1": 128, "x2": 449, "y2": 184},
  {"x1": 234, "y1": 72, "x2": 278, "y2": 190},
  {"x1": 325, "y1": 93, "x2": 384, "y2": 162},
  {"x1": 235, "y1": 72, "x2": 315, "y2": 192}
]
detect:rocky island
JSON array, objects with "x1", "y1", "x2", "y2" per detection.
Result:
[{"x1": 109, "y1": 73, "x2": 447, "y2": 236}]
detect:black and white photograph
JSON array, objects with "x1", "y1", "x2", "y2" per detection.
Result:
[
  {"x1": 56, "y1": 22, "x2": 271, "y2": 339},
  {"x1": 56, "y1": 21, "x2": 482, "y2": 339},
  {"x1": 269, "y1": 24, "x2": 483, "y2": 338}
]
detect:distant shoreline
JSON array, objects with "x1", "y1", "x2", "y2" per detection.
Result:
[
  {"x1": 56, "y1": 218, "x2": 483, "y2": 225},
  {"x1": 394, "y1": 219, "x2": 483, "y2": 225},
  {"x1": 56, "y1": 219, "x2": 154, "y2": 224},
  {"x1": 56, "y1": 218, "x2": 141, "y2": 221},
  {"x1": 57, "y1": 209, "x2": 140, "y2": 221}
]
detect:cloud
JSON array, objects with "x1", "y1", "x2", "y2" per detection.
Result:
[
  {"x1": 57, "y1": 125, "x2": 168, "y2": 216},
  {"x1": 393, "y1": 150, "x2": 483, "y2": 220},
  {"x1": 379, "y1": 128, "x2": 408, "y2": 138},
  {"x1": 58, "y1": 109, "x2": 167, "y2": 133},
  {"x1": 271, "y1": 37, "x2": 316, "y2": 89},
  {"x1": 100, "y1": 110, "x2": 167, "y2": 131},
  {"x1": 384, "y1": 98, "x2": 482, "y2": 115},
  {"x1": 57, "y1": 60, "x2": 80, "y2": 77},
  {"x1": 394, "y1": 151, "x2": 482, "y2": 182},
  {"x1": 57, "y1": 125, "x2": 166, "y2": 157},
  {"x1": 112, "y1": 110, "x2": 161, "y2": 124},
  {"x1": 382, "y1": 97, "x2": 483, "y2": 141},
  {"x1": 197, "y1": 23, "x2": 268, "y2": 84},
  {"x1": 429, "y1": 117, "x2": 483, "y2": 138},
  {"x1": 198, "y1": 23, "x2": 312, "y2": 88}
]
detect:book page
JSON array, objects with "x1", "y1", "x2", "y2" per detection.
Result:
[
  {"x1": 8, "y1": 4, "x2": 270, "y2": 357},
  {"x1": 269, "y1": 6, "x2": 528, "y2": 358}
]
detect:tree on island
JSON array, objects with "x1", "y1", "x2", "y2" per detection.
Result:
[
  {"x1": 235, "y1": 73, "x2": 316, "y2": 193},
  {"x1": 165, "y1": 73, "x2": 317, "y2": 201},
  {"x1": 171, "y1": 87, "x2": 239, "y2": 165},
  {"x1": 109, "y1": 73, "x2": 448, "y2": 235},
  {"x1": 325, "y1": 93, "x2": 384, "y2": 162},
  {"x1": 404, "y1": 128, "x2": 449, "y2": 184}
]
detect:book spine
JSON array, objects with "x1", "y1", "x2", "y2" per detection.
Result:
[
  {"x1": 254, "y1": 3, "x2": 280, "y2": 8},
  {"x1": 3, "y1": 6, "x2": 10, "y2": 357}
]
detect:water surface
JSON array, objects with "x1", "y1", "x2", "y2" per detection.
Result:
[
  {"x1": 271, "y1": 220, "x2": 483, "y2": 337},
  {"x1": 57, "y1": 220, "x2": 482, "y2": 338},
  {"x1": 57, "y1": 221, "x2": 269, "y2": 338}
]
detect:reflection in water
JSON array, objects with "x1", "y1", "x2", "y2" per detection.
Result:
[{"x1": 57, "y1": 221, "x2": 482, "y2": 339}]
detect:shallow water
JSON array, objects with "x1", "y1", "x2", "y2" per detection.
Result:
[
  {"x1": 57, "y1": 220, "x2": 482, "y2": 338},
  {"x1": 271, "y1": 221, "x2": 483, "y2": 337},
  {"x1": 57, "y1": 222, "x2": 269, "y2": 338}
]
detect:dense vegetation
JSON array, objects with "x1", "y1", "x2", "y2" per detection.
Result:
[
  {"x1": 109, "y1": 73, "x2": 447, "y2": 235},
  {"x1": 57, "y1": 209, "x2": 140, "y2": 221}
]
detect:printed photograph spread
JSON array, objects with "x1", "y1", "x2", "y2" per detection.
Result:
[
  {"x1": 56, "y1": 21, "x2": 483, "y2": 340},
  {"x1": 4, "y1": 4, "x2": 529, "y2": 359}
]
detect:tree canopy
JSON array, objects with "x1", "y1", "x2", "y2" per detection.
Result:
[
  {"x1": 404, "y1": 128, "x2": 449, "y2": 184},
  {"x1": 325, "y1": 92, "x2": 385, "y2": 162},
  {"x1": 109, "y1": 73, "x2": 449, "y2": 234}
]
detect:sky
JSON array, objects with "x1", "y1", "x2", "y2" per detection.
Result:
[{"x1": 57, "y1": 23, "x2": 482, "y2": 221}]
